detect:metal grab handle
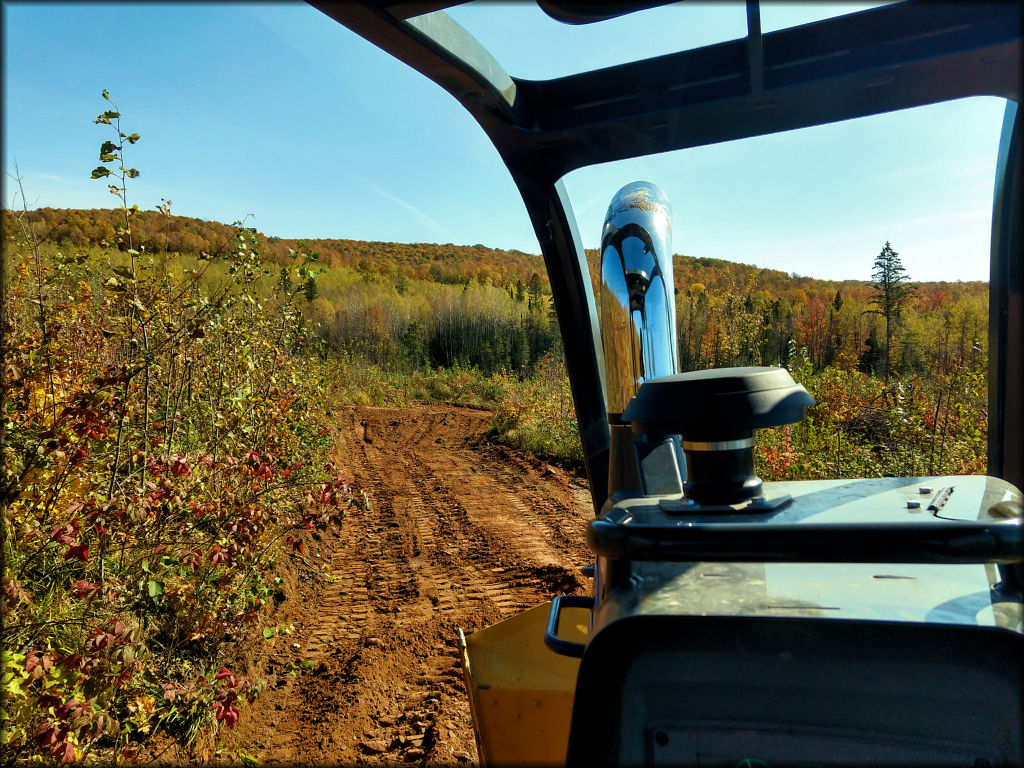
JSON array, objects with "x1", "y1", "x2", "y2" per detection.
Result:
[
  {"x1": 589, "y1": 517, "x2": 1023, "y2": 564},
  {"x1": 544, "y1": 595, "x2": 594, "y2": 658}
]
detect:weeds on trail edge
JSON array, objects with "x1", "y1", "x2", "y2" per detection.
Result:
[{"x1": 2, "y1": 91, "x2": 365, "y2": 765}]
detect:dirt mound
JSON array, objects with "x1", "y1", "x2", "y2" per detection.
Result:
[{"x1": 220, "y1": 404, "x2": 594, "y2": 766}]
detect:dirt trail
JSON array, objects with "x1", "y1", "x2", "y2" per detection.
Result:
[{"x1": 223, "y1": 403, "x2": 594, "y2": 766}]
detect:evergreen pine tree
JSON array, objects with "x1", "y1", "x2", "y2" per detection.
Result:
[
  {"x1": 869, "y1": 241, "x2": 913, "y2": 381},
  {"x1": 527, "y1": 272, "x2": 543, "y2": 311},
  {"x1": 277, "y1": 267, "x2": 293, "y2": 295},
  {"x1": 303, "y1": 276, "x2": 319, "y2": 302}
]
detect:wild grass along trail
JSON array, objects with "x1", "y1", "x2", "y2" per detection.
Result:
[{"x1": 221, "y1": 403, "x2": 594, "y2": 765}]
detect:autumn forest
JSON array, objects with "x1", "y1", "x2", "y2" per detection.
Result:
[
  {"x1": 6, "y1": 204, "x2": 988, "y2": 381},
  {"x1": 0, "y1": 80, "x2": 1000, "y2": 768},
  {"x1": 2, "y1": 196, "x2": 990, "y2": 763}
]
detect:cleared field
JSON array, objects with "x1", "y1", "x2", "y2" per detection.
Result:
[{"x1": 221, "y1": 403, "x2": 593, "y2": 765}]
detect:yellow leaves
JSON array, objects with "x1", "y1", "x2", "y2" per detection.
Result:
[
  {"x1": 31, "y1": 387, "x2": 49, "y2": 412},
  {"x1": 18, "y1": 467, "x2": 49, "y2": 501},
  {"x1": 2, "y1": 650, "x2": 29, "y2": 698},
  {"x1": 1, "y1": 652, "x2": 34, "y2": 749},
  {"x1": 126, "y1": 695, "x2": 157, "y2": 734},
  {"x1": 67, "y1": 476, "x2": 92, "y2": 498}
]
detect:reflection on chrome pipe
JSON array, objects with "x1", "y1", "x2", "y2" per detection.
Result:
[
  {"x1": 600, "y1": 181, "x2": 677, "y2": 413},
  {"x1": 600, "y1": 181, "x2": 680, "y2": 498}
]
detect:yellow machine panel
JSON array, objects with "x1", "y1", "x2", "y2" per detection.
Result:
[{"x1": 458, "y1": 602, "x2": 589, "y2": 766}]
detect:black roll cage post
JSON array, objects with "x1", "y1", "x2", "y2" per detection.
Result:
[{"x1": 309, "y1": 0, "x2": 1021, "y2": 515}]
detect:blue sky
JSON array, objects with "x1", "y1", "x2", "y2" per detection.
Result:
[{"x1": 2, "y1": 1, "x2": 1009, "y2": 282}]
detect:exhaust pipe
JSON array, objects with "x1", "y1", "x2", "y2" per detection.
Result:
[{"x1": 599, "y1": 181, "x2": 683, "y2": 498}]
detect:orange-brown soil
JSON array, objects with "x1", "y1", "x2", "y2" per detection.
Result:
[{"x1": 220, "y1": 403, "x2": 594, "y2": 766}]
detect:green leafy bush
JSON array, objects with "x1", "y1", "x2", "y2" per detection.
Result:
[{"x1": 1, "y1": 93, "x2": 363, "y2": 765}]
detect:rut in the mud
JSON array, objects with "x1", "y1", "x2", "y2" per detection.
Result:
[{"x1": 221, "y1": 403, "x2": 594, "y2": 766}]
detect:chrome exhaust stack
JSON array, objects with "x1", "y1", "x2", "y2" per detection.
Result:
[{"x1": 599, "y1": 181, "x2": 684, "y2": 498}]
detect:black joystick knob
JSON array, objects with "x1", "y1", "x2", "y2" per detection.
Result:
[{"x1": 621, "y1": 367, "x2": 814, "y2": 505}]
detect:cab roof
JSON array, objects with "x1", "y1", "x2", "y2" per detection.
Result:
[{"x1": 310, "y1": 0, "x2": 1020, "y2": 182}]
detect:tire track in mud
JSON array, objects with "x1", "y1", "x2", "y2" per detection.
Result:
[{"x1": 225, "y1": 404, "x2": 593, "y2": 766}]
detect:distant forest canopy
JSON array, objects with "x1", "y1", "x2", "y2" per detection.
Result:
[
  {"x1": 4, "y1": 206, "x2": 987, "y2": 296},
  {"x1": 3, "y1": 206, "x2": 989, "y2": 378},
  {"x1": 3, "y1": 206, "x2": 547, "y2": 290}
]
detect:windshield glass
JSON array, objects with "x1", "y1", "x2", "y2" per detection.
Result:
[
  {"x1": 443, "y1": 1, "x2": 893, "y2": 81},
  {"x1": 563, "y1": 96, "x2": 1005, "y2": 283}
]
